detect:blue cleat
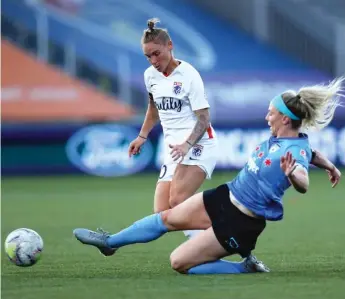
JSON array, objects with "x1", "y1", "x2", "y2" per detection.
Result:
[
  {"x1": 73, "y1": 228, "x2": 117, "y2": 256},
  {"x1": 244, "y1": 254, "x2": 270, "y2": 273}
]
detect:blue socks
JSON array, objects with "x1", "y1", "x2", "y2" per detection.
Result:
[
  {"x1": 188, "y1": 259, "x2": 249, "y2": 274},
  {"x1": 104, "y1": 213, "x2": 250, "y2": 275},
  {"x1": 106, "y1": 213, "x2": 168, "y2": 248}
]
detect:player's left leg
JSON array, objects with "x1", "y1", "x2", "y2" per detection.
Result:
[
  {"x1": 169, "y1": 226, "x2": 269, "y2": 274},
  {"x1": 169, "y1": 164, "x2": 206, "y2": 238}
]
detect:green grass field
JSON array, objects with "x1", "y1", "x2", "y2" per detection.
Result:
[{"x1": 2, "y1": 171, "x2": 345, "y2": 299}]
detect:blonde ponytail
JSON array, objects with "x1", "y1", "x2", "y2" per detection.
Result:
[{"x1": 297, "y1": 77, "x2": 344, "y2": 130}]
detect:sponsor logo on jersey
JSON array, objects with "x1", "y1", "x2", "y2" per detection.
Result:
[
  {"x1": 154, "y1": 97, "x2": 183, "y2": 112},
  {"x1": 247, "y1": 156, "x2": 259, "y2": 174}
]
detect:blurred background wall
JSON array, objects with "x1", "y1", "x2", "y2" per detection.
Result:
[{"x1": 2, "y1": 0, "x2": 345, "y2": 176}]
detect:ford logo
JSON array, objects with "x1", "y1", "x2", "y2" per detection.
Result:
[{"x1": 66, "y1": 124, "x2": 153, "y2": 177}]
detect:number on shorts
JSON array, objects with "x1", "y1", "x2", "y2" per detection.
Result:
[{"x1": 159, "y1": 165, "x2": 167, "y2": 179}]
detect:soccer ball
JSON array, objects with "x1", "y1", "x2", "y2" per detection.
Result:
[{"x1": 4, "y1": 228, "x2": 43, "y2": 267}]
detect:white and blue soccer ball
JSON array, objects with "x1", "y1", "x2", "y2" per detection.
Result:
[{"x1": 4, "y1": 228, "x2": 43, "y2": 267}]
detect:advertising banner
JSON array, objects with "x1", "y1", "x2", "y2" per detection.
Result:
[
  {"x1": 1, "y1": 40, "x2": 134, "y2": 122},
  {"x1": 2, "y1": 122, "x2": 344, "y2": 176}
]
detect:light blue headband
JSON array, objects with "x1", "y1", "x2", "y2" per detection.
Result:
[{"x1": 271, "y1": 95, "x2": 300, "y2": 120}]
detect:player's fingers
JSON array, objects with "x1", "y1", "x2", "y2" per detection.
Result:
[
  {"x1": 128, "y1": 146, "x2": 136, "y2": 157},
  {"x1": 287, "y1": 151, "x2": 292, "y2": 162},
  {"x1": 291, "y1": 158, "x2": 296, "y2": 167},
  {"x1": 171, "y1": 151, "x2": 180, "y2": 160},
  {"x1": 173, "y1": 154, "x2": 181, "y2": 162},
  {"x1": 332, "y1": 180, "x2": 338, "y2": 188}
]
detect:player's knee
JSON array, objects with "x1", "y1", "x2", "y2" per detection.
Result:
[{"x1": 170, "y1": 252, "x2": 188, "y2": 274}]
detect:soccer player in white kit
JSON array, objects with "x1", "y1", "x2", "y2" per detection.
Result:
[{"x1": 128, "y1": 18, "x2": 218, "y2": 238}]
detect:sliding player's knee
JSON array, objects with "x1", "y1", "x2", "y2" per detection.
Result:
[{"x1": 169, "y1": 252, "x2": 188, "y2": 274}]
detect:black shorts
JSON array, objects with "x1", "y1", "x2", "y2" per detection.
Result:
[{"x1": 203, "y1": 184, "x2": 266, "y2": 258}]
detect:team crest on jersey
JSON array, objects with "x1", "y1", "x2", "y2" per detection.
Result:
[
  {"x1": 173, "y1": 82, "x2": 182, "y2": 95},
  {"x1": 269, "y1": 144, "x2": 280, "y2": 153},
  {"x1": 300, "y1": 149, "x2": 307, "y2": 159},
  {"x1": 192, "y1": 144, "x2": 204, "y2": 157}
]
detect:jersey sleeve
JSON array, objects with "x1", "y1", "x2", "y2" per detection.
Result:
[
  {"x1": 286, "y1": 145, "x2": 311, "y2": 171},
  {"x1": 144, "y1": 69, "x2": 151, "y2": 93},
  {"x1": 188, "y1": 69, "x2": 210, "y2": 111}
]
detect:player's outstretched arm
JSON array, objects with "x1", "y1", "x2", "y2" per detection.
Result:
[
  {"x1": 310, "y1": 149, "x2": 341, "y2": 187},
  {"x1": 280, "y1": 151, "x2": 309, "y2": 193}
]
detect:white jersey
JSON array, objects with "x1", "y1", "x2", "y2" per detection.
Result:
[{"x1": 144, "y1": 60, "x2": 215, "y2": 144}]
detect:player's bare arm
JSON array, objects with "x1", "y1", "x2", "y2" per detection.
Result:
[
  {"x1": 139, "y1": 93, "x2": 160, "y2": 138},
  {"x1": 186, "y1": 108, "x2": 210, "y2": 146},
  {"x1": 311, "y1": 149, "x2": 341, "y2": 187},
  {"x1": 169, "y1": 108, "x2": 210, "y2": 162},
  {"x1": 128, "y1": 93, "x2": 160, "y2": 157}
]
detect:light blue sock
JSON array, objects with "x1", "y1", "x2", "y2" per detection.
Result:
[
  {"x1": 188, "y1": 259, "x2": 249, "y2": 274},
  {"x1": 106, "y1": 213, "x2": 168, "y2": 248}
]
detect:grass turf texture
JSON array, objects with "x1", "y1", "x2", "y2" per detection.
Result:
[{"x1": 2, "y1": 170, "x2": 345, "y2": 299}]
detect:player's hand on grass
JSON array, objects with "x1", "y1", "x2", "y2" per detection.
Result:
[
  {"x1": 280, "y1": 151, "x2": 297, "y2": 177},
  {"x1": 327, "y1": 166, "x2": 341, "y2": 188},
  {"x1": 128, "y1": 136, "x2": 146, "y2": 157}
]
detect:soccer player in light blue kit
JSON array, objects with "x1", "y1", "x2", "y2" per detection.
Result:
[{"x1": 74, "y1": 78, "x2": 343, "y2": 274}]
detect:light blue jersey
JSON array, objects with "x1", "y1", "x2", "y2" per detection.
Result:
[{"x1": 228, "y1": 133, "x2": 312, "y2": 221}]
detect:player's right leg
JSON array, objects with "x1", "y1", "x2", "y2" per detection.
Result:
[{"x1": 73, "y1": 192, "x2": 211, "y2": 255}]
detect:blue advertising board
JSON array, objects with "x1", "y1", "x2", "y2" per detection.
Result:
[{"x1": 2, "y1": 122, "x2": 344, "y2": 176}]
